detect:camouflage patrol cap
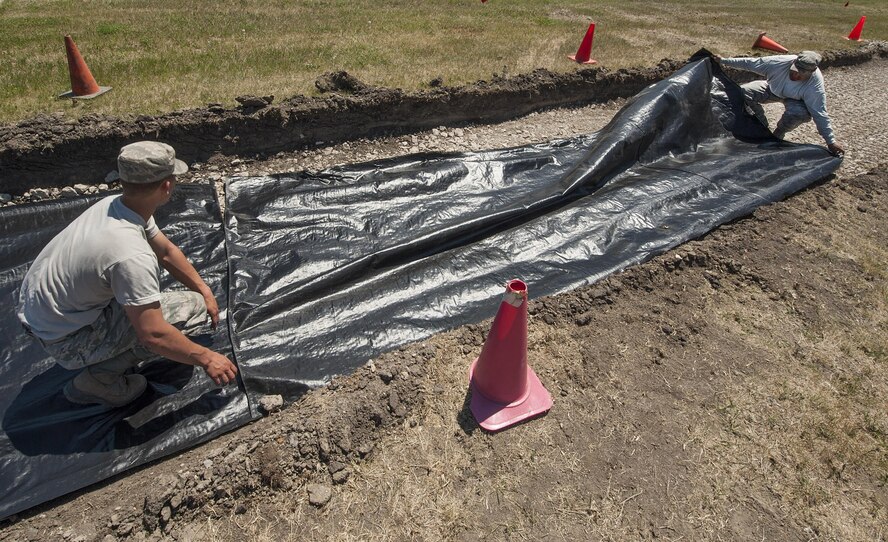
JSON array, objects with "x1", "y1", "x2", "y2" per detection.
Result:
[{"x1": 117, "y1": 141, "x2": 188, "y2": 184}]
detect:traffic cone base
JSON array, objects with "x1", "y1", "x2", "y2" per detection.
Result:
[
  {"x1": 59, "y1": 86, "x2": 112, "y2": 100},
  {"x1": 469, "y1": 358, "x2": 553, "y2": 432},
  {"x1": 752, "y1": 32, "x2": 789, "y2": 54},
  {"x1": 568, "y1": 53, "x2": 598, "y2": 65}
]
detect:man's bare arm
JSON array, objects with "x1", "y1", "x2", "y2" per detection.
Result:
[
  {"x1": 148, "y1": 231, "x2": 220, "y2": 328},
  {"x1": 124, "y1": 303, "x2": 237, "y2": 385}
]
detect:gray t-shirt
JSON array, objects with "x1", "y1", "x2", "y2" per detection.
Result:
[{"x1": 17, "y1": 195, "x2": 162, "y2": 341}]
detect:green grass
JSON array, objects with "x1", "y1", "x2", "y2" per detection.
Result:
[{"x1": 0, "y1": 0, "x2": 886, "y2": 123}]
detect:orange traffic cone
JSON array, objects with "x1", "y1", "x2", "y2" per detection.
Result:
[
  {"x1": 568, "y1": 23, "x2": 598, "y2": 65},
  {"x1": 468, "y1": 279, "x2": 553, "y2": 431},
  {"x1": 58, "y1": 35, "x2": 112, "y2": 100},
  {"x1": 846, "y1": 16, "x2": 866, "y2": 41},
  {"x1": 752, "y1": 32, "x2": 789, "y2": 54}
]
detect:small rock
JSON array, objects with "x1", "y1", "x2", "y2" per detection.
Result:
[
  {"x1": 542, "y1": 314, "x2": 556, "y2": 325},
  {"x1": 306, "y1": 484, "x2": 332, "y2": 506},
  {"x1": 661, "y1": 325, "x2": 674, "y2": 335},
  {"x1": 160, "y1": 506, "x2": 171, "y2": 524},
  {"x1": 29, "y1": 188, "x2": 51, "y2": 201},
  {"x1": 203, "y1": 459, "x2": 213, "y2": 469},
  {"x1": 98, "y1": 183, "x2": 109, "y2": 191},
  {"x1": 575, "y1": 313, "x2": 592, "y2": 326},
  {"x1": 357, "y1": 442, "x2": 374, "y2": 457},
  {"x1": 73, "y1": 184, "x2": 90, "y2": 194},
  {"x1": 377, "y1": 369, "x2": 394, "y2": 384},
  {"x1": 429, "y1": 77, "x2": 443, "y2": 87},
  {"x1": 0, "y1": 193, "x2": 12, "y2": 204},
  {"x1": 328, "y1": 461, "x2": 347, "y2": 474},
  {"x1": 857, "y1": 205, "x2": 868, "y2": 213},
  {"x1": 332, "y1": 469, "x2": 351, "y2": 484},
  {"x1": 60, "y1": 186, "x2": 78, "y2": 198},
  {"x1": 234, "y1": 503, "x2": 248, "y2": 515},
  {"x1": 169, "y1": 493, "x2": 183, "y2": 511},
  {"x1": 288, "y1": 432, "x2": 300, "y2": 449},
  {"x1": 259, "y1": 394, "x2": 284, "y2": 414},
  {"x1": 102, "y1": 535, "x2": 117, "y2": 542}
]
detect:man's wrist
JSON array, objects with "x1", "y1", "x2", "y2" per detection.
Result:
[{"x1": 189, "y1": 347, "x2": 213, "y2": 369}]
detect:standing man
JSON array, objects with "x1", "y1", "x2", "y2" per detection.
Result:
[
  {"x1": 714, "y1": 51, "x2": 845, "y2": 156},
  {"x1": 17, "y1": 141, "x2": 238, "y2": 408}
]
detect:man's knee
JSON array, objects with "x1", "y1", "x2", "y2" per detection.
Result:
[{"x1": 741, "y1": 80, "x2": 771, "y2": 104}]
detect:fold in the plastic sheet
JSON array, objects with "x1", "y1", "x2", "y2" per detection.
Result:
[
  {"x1": 0, "y1": 57, "x2": 841, "y2": 519},
  {"x1": 0, "y1": 185, "x2": 252, "y2": 519},
  {"x1": 224, "y1": 59, "x2": 840, "y2": 399}
]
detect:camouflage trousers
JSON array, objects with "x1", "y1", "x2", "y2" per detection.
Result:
[
  {"x1": 38, "y1": 291, "x2": 208, "y2": 371},
  {"x1": 740, "y1": 80, "x2": 812, "y2": 138}
]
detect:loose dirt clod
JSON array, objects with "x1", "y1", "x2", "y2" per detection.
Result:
[{"x1": 306, "y1": 485, "x2": 332, "y2": 507}]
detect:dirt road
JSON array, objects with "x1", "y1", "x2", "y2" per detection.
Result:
[{"x1": 1, "y1": 59, "x2": 886, "y2": 542}]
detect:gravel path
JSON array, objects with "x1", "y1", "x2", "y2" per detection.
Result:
[{"x1": 216, "y1": 58, "x2": 888, "y2": 185}]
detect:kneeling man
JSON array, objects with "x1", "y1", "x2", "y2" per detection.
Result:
[{"x1": 17, "y1": 141, "x2": 238, "y2": 408}]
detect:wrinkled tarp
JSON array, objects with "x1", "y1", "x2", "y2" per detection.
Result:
[
  {"x1": 0, "y1": 58, "x2": 840, "y2": 518},
  {"x1": 224, "y1": 58, "x2": 840, "y2": 396}
]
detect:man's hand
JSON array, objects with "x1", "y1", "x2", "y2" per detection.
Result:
[
  {"x1": 203, "y1": 292, "x2": 220, "y2": 329},
  {"x1": 125, "y1": 303, "x2": 238, "y2": 386},
  {"x1": 201, "y1": 351, "x2": 238, "y2": 386},
  {"x1": 828, "y1": 142, "x2": 845, "y2": 157}
]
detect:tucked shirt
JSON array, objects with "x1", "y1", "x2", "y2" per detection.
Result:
[
  {"x1": 17, "y1": 195, "x2": 162, "y2": 341},
  {"x1": 721, "y1": 55, "x2": 836, "y2": 144}
]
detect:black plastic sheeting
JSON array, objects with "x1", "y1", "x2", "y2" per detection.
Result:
[
  {"x1": 224, "y1": 58, "x2": 839, "y2": 397},
  {"x1": 0, "y1": 57, "x2": 839, "y2": 518},
  {"x1": 0, "y1": 186, "x2": 252, "y2": 519}
]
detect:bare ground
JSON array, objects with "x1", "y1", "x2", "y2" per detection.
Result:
[{"x1": 1, "y1": 57, "x2": 887, "y2": 542}]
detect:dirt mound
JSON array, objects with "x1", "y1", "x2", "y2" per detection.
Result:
[
  {"x1": 314, "y1": 71, "x2": 373, "y2": 94},
  {"x1": 2, "y1": 42, "x2": 885, "y2": 195}
]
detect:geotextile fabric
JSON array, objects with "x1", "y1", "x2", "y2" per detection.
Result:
[{"x1": 0, "y1": 58, "x2": 840, "y2": 518}]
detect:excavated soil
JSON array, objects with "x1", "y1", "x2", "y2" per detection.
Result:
[
  {"x1": 1, "y1": 43, "x2": 886, "y2": 194},
  {"x1": 1, "y1": 48, "x2": 887, "y2": 542}
]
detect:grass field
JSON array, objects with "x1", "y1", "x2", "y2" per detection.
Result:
[{"x1": 0, "y1": 0, "x2": 885, "y2": 123}]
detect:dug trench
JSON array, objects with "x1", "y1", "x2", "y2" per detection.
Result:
[
  {"x1": 1, "y1": 43, "x2": 886, "y2": 195},
  {"x1": 0, "y1": 165, "x2": 885, "y2": 539}
]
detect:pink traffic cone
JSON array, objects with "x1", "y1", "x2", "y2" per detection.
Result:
[{"x1": 468, "y1": 279, "x2": 553, "y2": 431}]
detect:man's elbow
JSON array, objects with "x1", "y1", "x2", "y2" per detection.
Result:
[{"x1": 135, "y1": 327, "x2": 168, "y2": 353}]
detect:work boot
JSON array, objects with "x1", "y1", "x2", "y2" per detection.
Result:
[{"x1": 63, "y1": 351, "x2": 147, "y2": 407}]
